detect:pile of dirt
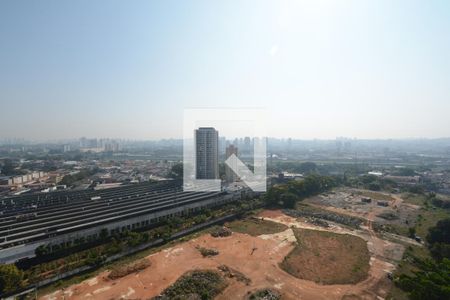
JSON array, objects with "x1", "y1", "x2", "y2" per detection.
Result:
[
  {"x1": 152, "y1": 270, "x2": 228, "y2": 300},
  {"x1": 247, "y1": 288, "x2": 281, "y2": 300},
  {"x1": 196, "y1": 246, "x2": 219, "y2": 257},
  {"x1": 210, "y1": 226, "x2": 232, "y2": 238},
  {"x1": 107, "y1": 259, "x2": 151, "y2": 280},
  {"x1": 217, "y1": 264, "x2": 251, "y2": 285}
]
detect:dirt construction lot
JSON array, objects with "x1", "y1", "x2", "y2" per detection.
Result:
[
  {"x1": 305, "y1": 188, "x2": 421, "y2": 229},
  {"x1": 42, "y1": 208, "x2": 405, "y2": 300}
]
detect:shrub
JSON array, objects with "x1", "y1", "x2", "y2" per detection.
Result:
[
  {"x1": 210, "y1": 226, "x2": 232, "y2": 238},
  {"x1": 108, "y1": 259, "x2": 151, "y2": 280},
  {"x1": 152, "y1": 270, "x2": 227, "y2": 300},
  {"x1": 196, "y1": 247, "x2": 219, "y2": 257},
  {"x1": 0, "y1": 264, "x2": 23, "y2": 294},
  {"x1": 248, "y1": 288, "x2": 281, "y2": 300}
]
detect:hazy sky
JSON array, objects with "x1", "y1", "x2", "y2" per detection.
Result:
[{"x1": 1, "y1": 0, "x2": 449, "y2": 140}]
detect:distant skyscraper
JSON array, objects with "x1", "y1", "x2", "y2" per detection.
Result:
[
  {"x1": 79, "y1": 137, "x2": 87, "y2": 148},
  {"x1": 233, "y1": 138, "x2": 239, "y2": 147},
  {"x1": 244, "y1": 136, "x2": 251, "y2": 153},
  {"x1": 195, "y1": 127, "x2": 219, "y2": 179},
  {"x1": 225, "y1": 144, "x2": 239, "y2": 183},
  {"x1": 219, "y1": 136, "x2": 226, "y2": 156}
]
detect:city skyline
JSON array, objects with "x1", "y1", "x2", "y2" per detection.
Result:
[
  {"x1": 2, "y1": 2, "x2": 450, "y2": 299},
  {"x1": 1, "y1": 0, "x2": 450, "y2": 140},
  {"x1": 4, "y1": 135, "x2": 450, "y2": 145}
]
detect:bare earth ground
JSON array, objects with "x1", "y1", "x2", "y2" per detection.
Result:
[
  {"x1": 42, "y1": 208, "x2": 405, "y2": 300},
  {"x1": 280, "y1": 228, "x2": 370, "y2": 285},
  {"x1": 305, "y1": 189, "x2": 421, "y2": 229},
  {"x1": 303, "y1": 190, "x2": 422, "y2": 248}
]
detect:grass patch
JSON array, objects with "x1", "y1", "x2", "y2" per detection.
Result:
[
  {"x1": 401, "y1": 193, "x2": 425, "y2": 206},
  {"x1": 414, "y1": 206, "x2": 450, "y2": 239},
  {"x1": 226, "y1": 218, "x2": 287, "y2": 236},
  {"x1": 152, "y1": 270, "x2": 228, "y2": 300},
  {"x1": 401, "y1": 194, "x2": 450, "y2": 235},
  {"x1": 280, "y1": 228, "x2": 370, "y2": 285},
  {"x1": 374, "y1": 222, "x2": 410, "y2": 237}
]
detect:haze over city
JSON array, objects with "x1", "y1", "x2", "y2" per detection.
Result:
[
  {"x1": 1, "y1": 2, "x2": 450, "y2": 300},
  {"x1": 1, "y1": 0, "x2": 450, "y2": 140}
]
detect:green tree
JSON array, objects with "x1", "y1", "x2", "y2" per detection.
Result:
[
  {"x1": 0, "y1": 264, "x2": 23, "y2": 294},
  {"x1": 264, "y1": 185, "x2": 287, "y2": 206},
  {"x1": 124, "y1": 231, "x2": 142, "y2": 247},
  {"x1": 298, "y1": 162, "x2": 317, "y2": 174},
  {"x1": 265, "y1": 175, "x2": 335, "y2": 207},
  {"x1": 0, "y1": 159, "x2": 15, "y2": 176},
  {"x1": 430, "y1": 243, "x2": 450, "y2": 261},
  {"x1": 409, "y1": 227, "x2": 416, "y2": 238},
  {"x1": 396, "y1": 258, "x2": 450, "y2": 300},
  {"x1": 280, "y1": 192, "x2": 297, "y2": 208},
  {"x1": 35, "y1": 244, "x2": 50, "y2": 256},
  {"x1": 408, "y1": 185, "x2": 425, "y2": 194},
  {"x1": 368, "y1": 182, "x2": 381, "y2": 191},
  {"x1": 393, "y1": 167, "x2": 416, "y2": 177},
  {"x1": 99, "y1": 228, "x2": 109, "y2": 240},
  {"x1": 168, "y1": 163, "x2": 183, "y2": 180},
  {"x1": 167, "y1": 217, "x2": 184, "y2": 230},
  {"x1": 85, "y1": 250, "x2": 105, "y2": 266},
  {"x1": 427, "y1": 218, "x2": 450, "y2": 260},
  {"x1": 427, "y1": 218, "x2": 450, "y2": 245}
]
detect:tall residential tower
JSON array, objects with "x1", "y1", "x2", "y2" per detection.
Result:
[{"x1": 195, "y1": 127, "x2": 219, "y2": 179}]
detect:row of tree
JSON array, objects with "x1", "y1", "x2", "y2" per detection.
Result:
[
  {"x1": 396, "y1": 258, "x2": 450, "y2": 300},
  {"x1": 396, "y1": 218, "x2": 450, "y2": 299},
  {"x1": 265, "y1": 174, "x2": 336, "y2": 208},
  {"x1": 427, "y1": 218, "x2": 450, "y2": 261},
  {"x1": 59, "y1": 168, "x2": 98, "y2": 186},
  {"x1": 0, "y1": 264, "x2": 23, "y2": 295}
]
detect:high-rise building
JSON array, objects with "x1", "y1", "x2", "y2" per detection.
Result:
[
  {"x1": 243, "y1": 136, "x2": 251, "y2": 153},
  {"x1": 219, "y1": 136, "x2": 226, "y2": 156},
  {"x1": 195, "y1": 127, "x2": 219, "y2": 179},
  {"x1": 79, "y1": 137, "x2": 87, "y2": 148},
  {"x1": 225, "y1": 144, "x2": 239, "y2": 183},
  {"x1": 233, "y1": 138, "x2": 239, "y2": 148}
]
